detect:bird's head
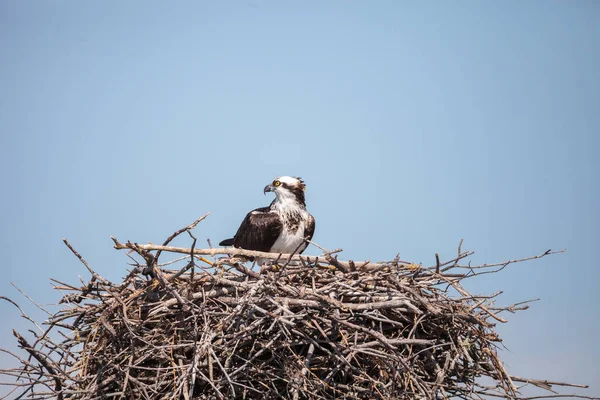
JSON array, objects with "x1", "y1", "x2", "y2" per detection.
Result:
[{"x1": 264, "y1": 176, "x2": 306, "y2": 207}]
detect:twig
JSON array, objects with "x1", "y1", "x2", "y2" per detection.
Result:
[
  {"x1": 0, "y1": 218, "x2": 585, "y2": 400},
  {"x1": 63, "y1": 239, "x2": 111, "y2": 286},
  {"x1": 13, "y1": 330, "x2": 63, "y2": 400}
]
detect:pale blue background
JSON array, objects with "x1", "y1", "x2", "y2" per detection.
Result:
[{"x1": 1, "y1": 1, "x2": 599, "y2": 397}]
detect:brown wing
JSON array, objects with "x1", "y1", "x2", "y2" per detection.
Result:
[
  {"x1": 232, "y1": 207, "x2": 283, "y2": 252},
  {"x1": 300, "y1": 214, "x2": 316, "y2": 254}
]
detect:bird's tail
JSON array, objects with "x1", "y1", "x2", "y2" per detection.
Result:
[{"x1": 219, "y1": 238, "x2": 234, "y2": 246}]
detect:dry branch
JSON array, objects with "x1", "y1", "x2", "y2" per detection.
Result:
[{"x1": 1, "y1": 215, "x2": 594, "y2": 400}]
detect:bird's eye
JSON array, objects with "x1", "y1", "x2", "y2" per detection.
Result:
[{"x1": 273, "y1": 180, "x2": 281, "y2": 187}]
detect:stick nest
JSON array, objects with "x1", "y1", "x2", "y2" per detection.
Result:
[{"x1": 1, "y1": 216, "x2": 593, "y2": 400}]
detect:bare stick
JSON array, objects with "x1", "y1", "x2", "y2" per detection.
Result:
[
  {"x1": 63, "y1": 239, "x2": 111, "y2": 285},
  {"x1": 155, "y1": 213, "x2": 209, "y2": 262},
  {"x1": 13, "y1": 331, "x2": 63, "y2": 400},
  {"x1": 0, "y1": 224, "x2": 587, "y2": 400}
]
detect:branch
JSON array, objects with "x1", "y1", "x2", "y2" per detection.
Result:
[
  {"x1": 13, "y1": 330, "x2": 63, "y2": 400},
  {"x1": 110, "y1": 238, "x2": 405, "y2": 271}
]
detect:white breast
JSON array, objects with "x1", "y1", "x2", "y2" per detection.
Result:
[{"x1": 270, "y1": 213, "x2": 309, "y2": 254}]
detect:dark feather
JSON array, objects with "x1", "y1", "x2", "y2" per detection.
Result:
[
  {"x1": 304, "y1": 215, "x2": 316, "y2": 246},
  {"x1": 229, "y1": 207, "x2": 283, "y2": 252},
  {"x1": 219, "y1": 238, "x2": 234, "y2": 246},
  {"x1": 280, "y1": 182, "x2": 306, "y2": 207}
]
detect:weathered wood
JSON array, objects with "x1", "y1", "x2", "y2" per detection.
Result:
[{"x1": 1, "y1": 216, "x2": 590, "y2": 400}]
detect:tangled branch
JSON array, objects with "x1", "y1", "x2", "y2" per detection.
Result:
[{"x1": 1, "y1": 215, "x2": 595, "y2": 400}]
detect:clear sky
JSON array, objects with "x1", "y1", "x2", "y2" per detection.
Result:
[{"x1": 1, "y1": 1, "x2": 599, "y2": 397}]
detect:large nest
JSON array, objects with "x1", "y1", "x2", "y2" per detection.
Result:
[{"x1": 0, "y1": 215, "x2": 594, "y2": 400}]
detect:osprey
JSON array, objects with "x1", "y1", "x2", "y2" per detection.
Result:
[{"x1": 219, "y1": 176, "x2": 316, "y2": 256}]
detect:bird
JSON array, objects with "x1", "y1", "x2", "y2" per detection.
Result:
[{"x1": 219, "y1": 176, "x2": 316, "y2": 257}]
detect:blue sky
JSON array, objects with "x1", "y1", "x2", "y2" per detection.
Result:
[{"x1": 1, "y1": 1, "x2": 599, "y2": 397}]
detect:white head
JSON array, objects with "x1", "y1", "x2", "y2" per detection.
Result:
[{"x1": 264, "y1": 176, "x2": 307, "y2": 208}]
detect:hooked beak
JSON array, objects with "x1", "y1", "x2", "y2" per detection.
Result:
[{"x1": 264, "y1": 184, "x2": 274, "y2": 195}]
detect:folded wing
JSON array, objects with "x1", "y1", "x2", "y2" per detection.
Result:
[{"x1": 228, "y1": 207, "x2": 283, "y2": 252}]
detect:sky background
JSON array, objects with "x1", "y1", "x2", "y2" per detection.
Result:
[{"x1": 1, "y1": 1, "x2": 599, "y2": 398}]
